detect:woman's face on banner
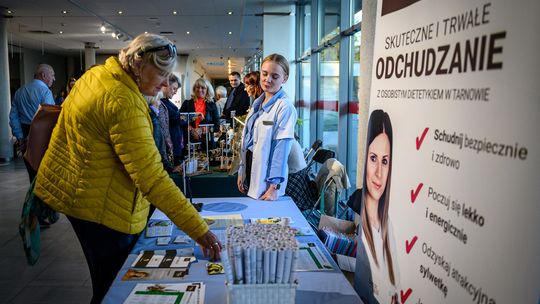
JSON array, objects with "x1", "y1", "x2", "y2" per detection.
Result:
[{"x1": 366, "y1": 132, "x2": 391, "y2": 203}]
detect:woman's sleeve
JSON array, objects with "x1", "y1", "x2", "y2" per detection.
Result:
[
  {"x1": 267, "y1": 138, "x2": 293, "y2": 183},
  {"x1": 108, "y1": 97, "x2": 208, "y2": 240},
  {"x1": 267, "y1": 101, "x2": 297, "y2": 182},
  {"x1": 274, "y1": 101, "x2": 297, "y2": 140},
  {"x1": 210, "y1": 103, "x2": 220, "y2": 129}
]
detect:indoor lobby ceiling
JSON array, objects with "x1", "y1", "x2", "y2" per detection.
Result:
[{"x1": 0, "y1": 0, "x2": 294, "y2": 77}]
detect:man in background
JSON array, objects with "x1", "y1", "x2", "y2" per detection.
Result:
[
  {"x1": 9, "y1": 63, "x2": 56, "y2": 182},
  {"x1": 222, "y1": 71, "x2": 250, "y2": 122}
]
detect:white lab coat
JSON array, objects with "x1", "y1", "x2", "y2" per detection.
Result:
[{"x1": 239, "y1": 95, "x2": 297, "y2": 199}]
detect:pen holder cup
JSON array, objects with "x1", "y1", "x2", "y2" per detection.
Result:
[{"x1": 226, "y1": 282, "x2": 298, "y2": 304}]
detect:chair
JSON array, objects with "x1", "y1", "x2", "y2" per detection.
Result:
[
  {"x1": 285, "y1": 148, "x2": 335, "y2": 212},
  {"x1": 302, "y1": 157, "x2": 351, "y2": 231},
  {"x1": 304, "y1": 139, "x2": 322, "y2": 162}
]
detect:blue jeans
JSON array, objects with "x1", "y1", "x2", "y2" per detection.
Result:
[{"x1": 67, "y1": 216, "x2": 138, "y2": 304}]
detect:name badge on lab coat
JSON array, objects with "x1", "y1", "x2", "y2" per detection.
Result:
[{"x1": 262, "y1": 120, "x2": 274, "y2": 126}]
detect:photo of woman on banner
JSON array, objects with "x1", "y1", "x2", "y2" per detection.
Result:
[{"x1": 354, "y1": 109, "x2": 401, "y2": 304}]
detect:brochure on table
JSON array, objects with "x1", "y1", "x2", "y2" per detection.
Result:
[
  {"x1": 359, "y1": 0, "x2": 540, "y2": 303},
  {"x1": 123, "y1": 282, "x2": 205, "y2": 304}
]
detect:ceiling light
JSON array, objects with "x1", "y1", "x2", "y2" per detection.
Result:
[
  {"x1": 118, "y1": 11, "x2": 123, "y2": 15},
  {"x1": 7, "y1": 10, "x2": 12, "y2": 14},
  {"x1": 144, "y1": 31, "x2": 148, "y2": 34},
  {"x1": 100, "y1": 24, "x2": 106, "y2": 33},
  {"x1": 62, "y1": 10, "x2": 68, "y2": 14},
  {"x1": 228, "y1": 31, "x2": 232, "y2": 35},
  {"x1": 173, "y1": 11, "x2": 177, "y2": 15},
  {"x1": 228, "y1": 11, "x2": 233, "y2": 15},
  {"x1": 186, "y1": 31, "x2": 190, "y2": 35},
  {"x1": 228, "y1": 46, "x2": 232, "y2": 49},
  {"x1": 59, "y1": 31, "x2": 64, "y2": 34},
  {"x1": 111, "y1": 32, "x2": 116, "y2": 38}
]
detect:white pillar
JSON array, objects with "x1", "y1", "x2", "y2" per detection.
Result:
[
  {"x1": 0, "y1": 8, "x2": 13, "y2": 161},
  {"x1": 84, "y1": 42, "x2": 96, "y2": 71},
  {"x1": 357, "y1": 0, "x2": 377, "y2": 185},
  {"x1": 262, "y1": 4, "x2": 296, "y2": 99}
]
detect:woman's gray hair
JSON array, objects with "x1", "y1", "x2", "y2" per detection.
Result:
[
  {"x1": 118, "y1": 33, "x2": 176, "y2": 75},
  {"x1": 215, "y1": 86, "x2": 227, "y2": 99},
  {"x1": 191, "y1": 78, "x2": 215, "y2": 103}
]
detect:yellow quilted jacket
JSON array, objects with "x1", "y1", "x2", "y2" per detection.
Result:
[{"x1": 34, "y1": 57, "x2": 208, "y2": 238}]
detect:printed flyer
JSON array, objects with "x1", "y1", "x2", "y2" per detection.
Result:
[{"x1": 356, "y1": 0, "x2": 540, "y2": 303}]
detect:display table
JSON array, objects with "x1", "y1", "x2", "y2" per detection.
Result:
[{"x1": 102, "y1": 197, "x2": 361, "y2": 304}]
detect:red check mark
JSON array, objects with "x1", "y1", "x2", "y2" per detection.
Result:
[
  {"x1": 416, "y1": 127, "x2": 429, "y2": 150},
  {"x1": 405, "y1": 236, "x2": 418, "y2": 254},
  {"x1": 401, "y1": 288, "x2": 413, "y2": 304},
  {"x1": 410, "y1": 183, "x2": 424, "y2": 203}
]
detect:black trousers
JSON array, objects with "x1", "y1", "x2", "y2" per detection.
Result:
[
  {"x1": 67, "y1": 216, "x2": 138, "y2": 304},
  {"x1": 244, "y1": 150, "x2": 253, "y2": 190}
]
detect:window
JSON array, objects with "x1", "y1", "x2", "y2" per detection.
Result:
[
  {"x1": 295, "y1": 0, "x2": 362, "y2": 190},
  {"x1": 347, "y1": 30, "x2": 361, "y2": 188},
  {"x1": 318, "y1": 43, "x2": 340, "y2": 153},
  {"x1": 298, "y1": 59, "x2": 311, "y2": 149},
  {"x1": 320, "y1": 0, "x2": 341, "y2": 44}
]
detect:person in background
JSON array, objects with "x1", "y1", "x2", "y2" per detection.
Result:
[
  {"x1": 56, "y1": 77, "x2": 76, "y2": 105},
  {"x1": 214, "y1": 85, "x2": 227, "y2": 117},
  {"x1": 33, "y1": 33, "x2": 221, "y2": 304},
  {"x1": 237, "y1": 54, "x2": 297, "y2": 200},
  {"x1": 148, "y1": 92, "x2": 174, "y2": 173},
  {"x1": 287, "y1": 138, "x2": 307, "y2": 174},
  {"x1": 155, "y1": 92, "x2": 174, "y2": 167},
  {"x1": 243, "y1": 71, "x2": 263, "y2": 104},
  {"x1": 222, "y1": 71, "x2": 250, "y2": 121},
  {"x1": 353, "y1": 109, "x2": 400, "y2": 304},
  {"x1": 9, "y1": 63, "x2": 56, "y2": 182},
  {"x1": 161, "y1": 74, "x2": 185, "y2": 167},
  {"x1": 180, "y1": 78, "x2": 220, "y2": 148}
]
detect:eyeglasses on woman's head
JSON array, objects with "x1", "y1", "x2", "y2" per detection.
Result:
[{"x1": 137, "y1": 44, "x2": 177, "y2": 59}]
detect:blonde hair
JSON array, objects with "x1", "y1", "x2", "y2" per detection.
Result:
[
  {"x1": 118, "y1": 33, "x2": 176, "y2": 76},
  {"x1": 190, "y1": 78, "x2": 215, "y2": 103},
  {"x1": 262, "y1": 53, "x2": 289, "y2": 76}
]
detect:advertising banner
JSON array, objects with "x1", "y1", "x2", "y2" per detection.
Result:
[{"x1": 356, "y1": 0, "x2": 540, "y2": 303}]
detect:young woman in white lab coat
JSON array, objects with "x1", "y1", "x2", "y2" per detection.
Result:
[{"x1": 237, "y1": 54, "x2": 298, "y2": 200}]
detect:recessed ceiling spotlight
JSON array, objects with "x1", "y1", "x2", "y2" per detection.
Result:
[
  {"x1": 186, "y1": 31, "x2": 190, "y2": 35},
  {"x1": 111, "y1": 32, "x2": 116, "y2": 38},
  {"x1": 62, "y1": 10, "x2": 68, "y2": 14},
  {"x1": 7, "y1": 10, "x2": 12, "y2": 14},
  {"x1": 59, "y1": 31, "x2": 64, "y2": 34},
  {"x1": 118, "y1": 11, "x2": 123, "y2": 15},
  {"x1": 228, "y1": 11, "x2": 233, "y2": 15},
  {"x1": 228, "y1": 31, "x2": 232, "y2": 35},
  {"x1": 173, "y1": 11, "x2": 177, "y2": 15},
  {"x1": 144, "y1": 31, "x2": 148, "y2": 34},
  {"x1": 100, "y1": 24, "x2": 106, "y2": 33}
]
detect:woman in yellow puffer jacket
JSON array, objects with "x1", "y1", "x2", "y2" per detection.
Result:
[{"x1": 34, "y1": 33, "x2": 221, "y2": 304}]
